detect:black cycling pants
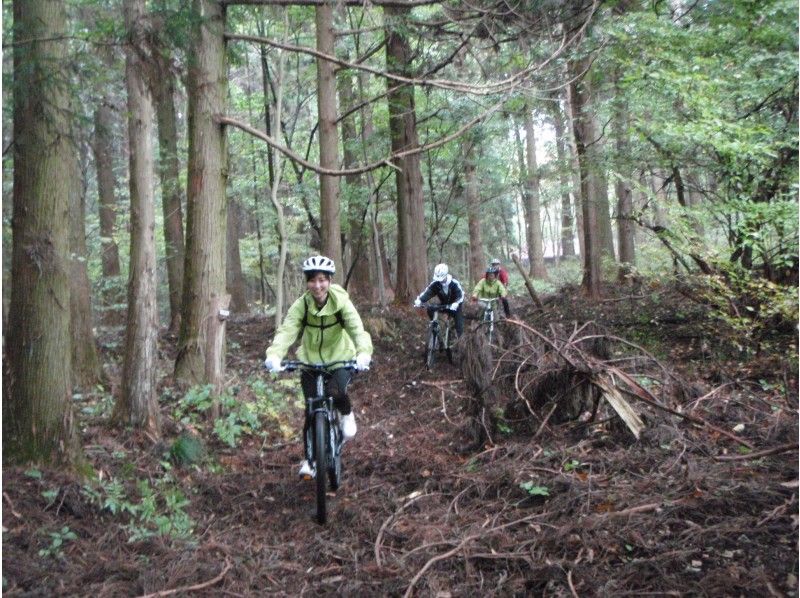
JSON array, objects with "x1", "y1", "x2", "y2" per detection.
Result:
[
  {"x1": 427, "y1": 305, "x2": 464, "y2": 337},
  {"x1": 301, "y1": 367, "x2": 353, "y2": 462},
  {"x1": 500, "y1": 297, "x2": 511, "y2": 317}
]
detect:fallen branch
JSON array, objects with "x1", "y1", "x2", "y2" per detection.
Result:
[
  {"x1": 135, "y1": 559, "x2": 232, "y2": 598},
  {"x1": 713, "y1": 442, "x2": 797, "y2": 462},
  {"x1": 511, "y1": 254, "x2": 544, "y2": 309}
]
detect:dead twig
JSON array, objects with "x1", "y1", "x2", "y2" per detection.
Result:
[
  {"x1": 135, "y1": 559, "x2": 232, "y2": 598},
  {"x1": 713, "y1": 442, "x2": 797, "y2": 462}
]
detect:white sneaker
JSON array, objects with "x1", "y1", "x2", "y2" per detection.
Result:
[
  {"x1": 341, "y1": 412, "x2": 357, "y2": 440},
  {"x1": 298, "y1": 460, "x2": 315, "y2": 479}
]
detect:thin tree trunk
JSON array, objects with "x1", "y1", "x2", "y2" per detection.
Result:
[
  {"x1": 93, "y1": 102, "x2": 123, "y2": 321},
  {"x1": 357, "y1": 70, "x2": 386, "y2": 304},
  {"x1": 524, "y1": 106, "x2": 548, "y2": 279},
  {"x1": 568, "y1": 54, "x2": 601, "y2": 298},
  {"x1": 339, "y1": 70, "x2": 373, "y2": 300},
  {"x1": 153, "y1": 44, "x2": 185, "y2": 333},
  {"x1": 69, "y1": 145, "x2": 102, "y2": 390},
  {"x1": 614, "y1": 86, "x2": 635, "y2": 280},
  {"x1": 385, "y1": 6, "x2": 428, "y2": 303},
  {"x1": 117, "y1": 0, "x2": 160, "y2": 435},
  {"x1": 268, "y1": 13, "x2": 289, "y2": 327},
  {"x1": 550, "y1": 99, "x2": 575, "y2": 258},
  {"x1": 175, "y1": 0, "x2": 228, "y2": 385},
  {"x1": 5, "y1": 0, "x2": 80, "y2": 464},
  {"x1": 595, "y1": 169, "x2": 616, "y2": 259},
  {"x1": 563, "y1": 86, "x2": 585, "y2": 261},
  {"x1": 316, "y1": 3, "x2": 342, "y2": 276},
  {"x1": 512, "y1": 120, "x2": 532, "y2": 269},
  {"x1": 464, "y1": 140, "x2": 485, "y2": 285},
  {"x1": 226, "y1": 199, "x2": 248, "y2": 312}
]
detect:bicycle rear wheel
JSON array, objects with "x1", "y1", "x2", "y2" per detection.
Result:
[
  {"x1": 426, "y1": 329, "x2": 437, "y2": 369},
  {"x1": 314, "y1": 411, "x2": 328, "y2": 524}
]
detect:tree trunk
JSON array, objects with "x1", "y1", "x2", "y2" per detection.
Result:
[
  {"x1": 175, "y1": 0, "x2": 228, "y2": 385},
  {"x1": 524, "y1": 107, "x2": 548, "y2": 279},
  {"x1": 69, "y1": 148, "x2": 103, "y2": 391},
  {"x1": 568, "y1": 55, "x2": 602, "y2": 298},
  {"x1": 117, "y1": 0, "x2": 160, "y2": 435},
  {"x1": 226, "y1": 199, "x2": 248, "y2": 313},
  {"x1": 464, "y1": 140, "x2": 485, "y2": 285},
  {"x1": 563, "y1": 85, "x2": 586, "y2": 261},
  {"x1": 385, "y1": 6, "x2": 428, "y2": 303},
  {"x1": 153, "y1": 44, "x2": 185, "y2": 333},
  {"x1": 595, "y1": 169, "x2": 616, "y2": 259},
  {"x1": 614, "y1": 89, "x2": 635, "y2": 280},
  {"x1": 5, "y1": 0, "x2": 80, "y2": 465},
  {"x1": 551, "y1": 100, "x2": 575, "y2": 259},
  {"x1": 338, "y1": 69, "x2": 373, "y2": 300},
  {"x1": 93, "y1": 102, "x2": 123, "y2": 321},
  {"x1": 316, "y1": 3, "x2": 342, "y2": 277}
]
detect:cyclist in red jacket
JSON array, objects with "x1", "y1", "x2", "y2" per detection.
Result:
[{"x1": 484, "y1": 258, "x2": 511, "y2": 317}]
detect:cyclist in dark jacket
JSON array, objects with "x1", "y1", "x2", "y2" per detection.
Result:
[{"x1": 414, "y1": 263, "x2": 465, "y2": 336}]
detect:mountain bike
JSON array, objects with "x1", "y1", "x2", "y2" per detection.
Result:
[
  {"x1": 280, "y1": 360, "x2": 357, "y2": 525},
  {"x1": 477, "y1": 297, "x2": 500, "y2": 344},
  {"x1": 417, "y1": 304, "x2": 456, "y2": 369}
]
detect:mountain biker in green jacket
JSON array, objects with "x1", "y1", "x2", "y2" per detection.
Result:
[
  {"x1": 471, "y1": 266, "x2": 511, "y2": 317},
  {"x1": 264, "y1": 255, "x2": 373, "y2": 478}
]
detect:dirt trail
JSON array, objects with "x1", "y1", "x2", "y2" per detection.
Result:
[{"x1": 3, "y1": 292, "x2": 798, "y2": 596}]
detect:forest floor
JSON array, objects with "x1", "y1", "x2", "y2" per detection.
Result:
[{"x1": 3, "y1": 281, "x2": 798, "y2": 597}]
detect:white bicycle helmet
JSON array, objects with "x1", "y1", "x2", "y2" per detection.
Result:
[
  {"x1": 302, "y1": 255, "x2": 336, "y2": 274},
  {"x1": 491, "y1": 257, "x2": 501, "y2": 266},
  {"x1": 433, "y1": 263, "x2": 449, "y2": 282}
]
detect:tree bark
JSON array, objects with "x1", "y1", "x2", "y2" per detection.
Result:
[
  {"x1": 338, "y1": 68, "x2": 373, "y2": 300},
  {"x1": 550, "y1": 99, "x2": 575, "y2": 259},
  {"x1": 153, "y1": 42, "x2": 185, "y2": 333},
  {"x1": 464, "y1": 140, "x2": 484, "y2": 284},
  {"x1": 524, "y1": 107, "x2": 548, "y2": 279},
  {"x1": 117, "y1": 0, "x2": 161, "y2": 435},
  {"x1": 5, "y1": 0, "x2": 80, "y2": 465},
  {"x1": 595, "y1": 169, "x2": 616, "y2": 259},
  {"x1": 316, "y1": 3, "x2": 342, "y2": 277},
  {"x1": 175, "y1": 0, "x2": 229, "y2": 385},
  {"x1": 385, "y1": 6, "x2": 428, "y2": 303},
  {"x1": 93, "y1": 102, "x2": 123, "y2": 321},
  {"x1": 69, "y1": 146, "x2": 103, "y2": 391},
  {"x1": 568, "y1": 54, "x2": 602, "y2": 298},
  {"x1": 614, "y1": 86, "x2": 635, "y2": 280},
  {"x1": 226, "y1": 198, "x2": 248, "y2": 312}
]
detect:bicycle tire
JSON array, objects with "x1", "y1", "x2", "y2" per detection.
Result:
[
  {"x1": 444, "y1": 323, "x2": 454, "y2": 364},
  {"x1": 426, "y1": 328, "x2": 437, "y2": 369},
  {"x1": 328, "y1": 414, "x2": 341, "y2": 490},
  {"x1": 314, "y1": 411, "x2": 328, "y2": 524}
]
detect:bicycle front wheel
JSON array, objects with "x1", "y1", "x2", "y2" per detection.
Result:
[
  {"x1": 328, "y1": 414, "x2": 341, "y2": 490},
  {"x1": 314, "y1": 411, "x2": 328, "y2": 524},
  {"x1": 426, "y1": 329, "x2": 437, "y2": 369}
]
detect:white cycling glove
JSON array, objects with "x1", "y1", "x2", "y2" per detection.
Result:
[
  {"x1": 264, "y1": 355, "x2": 283, "y2": 372},
  {"x1": 355, "y1": 353, "x2": 372, "y2": 371},
  {"x1": 449, "y1": 302, "x2": 460, "y2": 311},
  {"x1": 413, "y1": 298, "x2": 422, "y2": 308}
]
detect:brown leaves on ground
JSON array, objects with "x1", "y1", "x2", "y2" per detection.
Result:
[{"x1": 3, "y1": 284, "x2": 797, "y2": 596}]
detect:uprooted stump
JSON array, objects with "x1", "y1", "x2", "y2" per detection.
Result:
[{"x1": 459, "y1": 320, "x2": 676, "y2": 446}]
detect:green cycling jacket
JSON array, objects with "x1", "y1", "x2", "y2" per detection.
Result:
[
  {"x1": 265, "y1": 284, "x2": 373, "y2": 365},
  {"x1": 471, "y1": 278, "x2": 507, "y2": 299}
]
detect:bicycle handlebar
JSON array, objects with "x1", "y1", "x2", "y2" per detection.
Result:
[
  {"x1": 279, "y1": 359, "x2": 357, "y2": 373},
  {"x1": 415, "y1": 303, "x2": 454, "y2": 311},
  {"x1": 477, "y1": 297, "x2": 500, "y2": 304}
]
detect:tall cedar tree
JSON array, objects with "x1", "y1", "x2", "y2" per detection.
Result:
[
  {"x1": 5, "y1": 0, "x2": 80, "y2": 464},
  {"x1": 117, "y1": 0, "x2": 161, "y2": 434},
  {"x1": 385, "y1": 6, "x2": 428, "y2": 301},
  {"x1": 175, "y1": 0, "x2": 230, "y2": 384},
  {"x1": 316, "y1": 3, "x2": 343, "y2": 278}
]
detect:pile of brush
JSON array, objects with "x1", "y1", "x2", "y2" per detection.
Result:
[{"x1": 459, "y1": 319, "x2": 685, "y2": 447}]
